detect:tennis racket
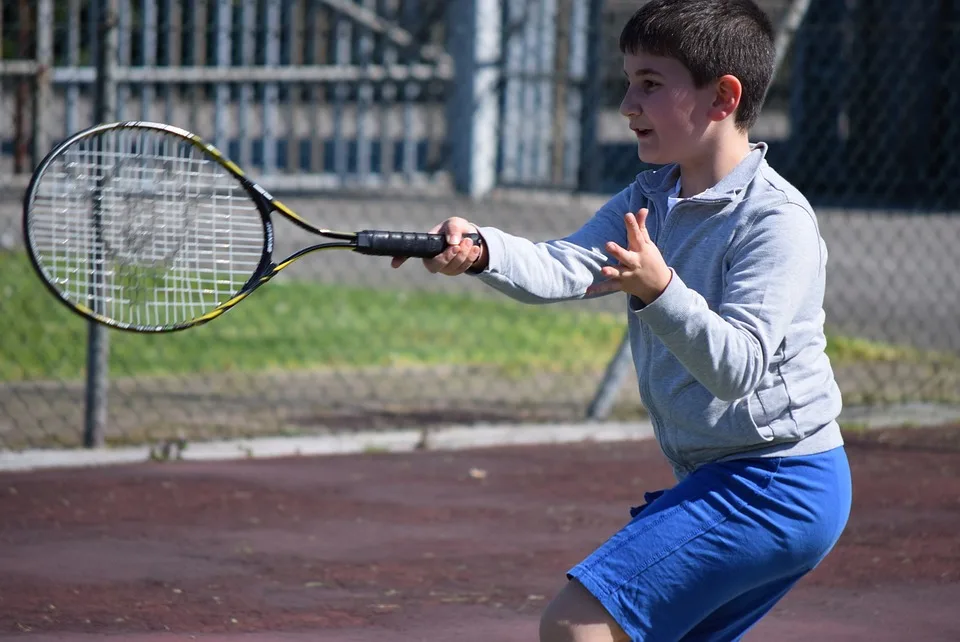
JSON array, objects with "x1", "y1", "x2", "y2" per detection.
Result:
[{"x1": 23, "y1": 121, "x2": 480, "y2": 333}]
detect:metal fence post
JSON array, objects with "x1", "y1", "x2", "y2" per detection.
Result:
[
  {"x1": 585, "y1": 330, "x2": 633, "y2": 421},
  {"x1": 31, "y1": 0, "x2": 54, "y2": 168},
  {"x1": 576, "y1": 0, "x2": 604, "y2": 194},
  {"x1": 84, "y1": 0, "x2": 119, "y2": 449},
  {"x1": 446, "y1": 0, "x2": 502, "y2": 199},
  {"x1": 214, "y1": 0, "x2": 233, "y2": 151}
]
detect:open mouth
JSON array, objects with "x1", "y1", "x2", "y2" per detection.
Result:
[{"x1": 634, "y1": 128, "x2": 653, "y2": 139}]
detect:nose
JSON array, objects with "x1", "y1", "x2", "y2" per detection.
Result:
[{"x1": 619, "y1": 89, "x2": 641, "y2": 119}]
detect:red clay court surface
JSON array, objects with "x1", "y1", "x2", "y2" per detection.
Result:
[{"x1": 1, "y1": 424, "x2": 959, "y2": 641}]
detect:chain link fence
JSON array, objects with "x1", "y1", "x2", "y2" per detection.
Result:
[{"x1": 1, "y1": 0, "x2": 958, "y2": 452}]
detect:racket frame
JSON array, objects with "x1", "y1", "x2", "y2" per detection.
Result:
[{"x1": 22, "y1": 121, "x2": 477, "y2": 333}]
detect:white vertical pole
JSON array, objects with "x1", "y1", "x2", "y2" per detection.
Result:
[
  {"x1": 215, "y1": 0, "x2": 233, "y2": 151},
  {"x1": 32, "y1": 0, "x2": 54, "y2": 164},
  {"x1": 447, "y1": 0, "x2": 502, "y2": 199}
]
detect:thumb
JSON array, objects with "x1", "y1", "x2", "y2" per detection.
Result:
[{"x1": 441, "y1": 217, "x2": 477, "y2": 246}]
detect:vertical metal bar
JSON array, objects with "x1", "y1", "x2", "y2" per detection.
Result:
[
  {"x1": 65, "y1": 0, "x2": 82, "y2": 136},
  {"x1": 116, "y1": 0, "x2": 130, "y2": 120},
  {"x1": 284, "y1": 0, "x2": 302, "y2": 175},
  {"x1": 238, "y1": 0, "x2": 256, "y2": 168},
  {"x1": 190, "y1": 0, "x2": 208, "y2": 130},
  {"x1": 533, "y1": 0, "x2": 556, "y2": 183},
  {"x1": 141, "y1": 0, "x2": 158, "y2": 121},
  {"x1": 88, "y1": 0, "x2": 100, "y2": 86},
  {"x1": 586, "y1": 331, "x2": 633, "y2": 421},
  {"x1": 263, "y1": 0, "x2": 281, "y2": 175},
  {"x1": 355, "y1": 0, "x2": 375, "y2": 180},
  {"x1": 379, "y1": 0, "x2": 397, "y2": 182},
  {"x1": 576, "y1": 0, "x2": 603, "y2": 193},
  {"x1": 32, "y1": 0, "x2": 54, "y2": 167},
  {"x1": 400, "y1": 0, "x2": 419, "y2": 180},
  {"x1": 85, "y1": 0, "x2": 119, "y2": 449},
  {"x1": 333, "y1": 12, "x2": 352, "y2": 180},
  {"x1": 400, "y1": 84, "x2": 419, "y2": 180},
  {"x1": 518, "y1": 0, "x2": 540, "y2": 182},
  {"x1": 0, "y1": 4, "x2": 4, "y2": 178},
  {"x1": 500, "y1": 0, "x2": 524, "y2": 184},
  {"x1": 305, "y1": 0, "x2": 326, "y2": 174},
  {"x1": 447, "y1": 0, "x2": 502, "y2": 197},
  {"x1": 160, "y1": 0, "x2": 175, "y2": 125},
  {"x1": 214, "y1": 0, "x2": 232, "y2": 151},
  {"x1": 14, "y1": 0, "x2": 31, "y2": 173},
  {"x1": 773, "y1": 0, "x2": 814, "y2": 77},
  {"x1": 181, "y1": 0, "x2": 196, "y2": 126},
  {"x1": 550, "y1": 0, "x2": 570, "y2": 185},
  {"x1": 563, "y1": 0, "x2": 586, "y2": 186}
]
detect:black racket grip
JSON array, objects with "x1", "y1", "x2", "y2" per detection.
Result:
[{"x1": 354, "y1": 230, "x2": 483, "y2": 258}]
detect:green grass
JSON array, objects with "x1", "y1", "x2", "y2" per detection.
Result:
[
  {"x1": 1, "y1": 250, "x2": 626, "y2": 382},
  {"x1": 2, "y1": 249, "x2": 951, "y2": 383}
]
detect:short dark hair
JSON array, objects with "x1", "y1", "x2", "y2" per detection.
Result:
[{"x1": 619, "y1": 0, "x2": 776, "y2": 130}]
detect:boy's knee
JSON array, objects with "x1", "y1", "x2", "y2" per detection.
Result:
[{"x1": 539, "y1": 579, "x2": 630, "y2": 642}]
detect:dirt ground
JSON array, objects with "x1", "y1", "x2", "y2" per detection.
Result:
[{"x1": 1, "y1": 424, "x2": 959, "y2": 641}]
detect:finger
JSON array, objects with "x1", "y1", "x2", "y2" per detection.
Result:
[
  {"x1": 437, "y1": 222, "x2": 464, "y2": 248},
  {"x1": 422, "y1": 245, "x2": 456, "y2": 273},
  {"x1": 605, "y1": 241, "x2": 632, "y2": 264},
  {"x1": 460, "y1": 238, "x2": 482, "y2": 266},
  {"x1": 442, "y1": 217, "x2": 477, "y2": 246},
  {"x1": 390, "y1": 256, "x2": 408, "y2": 269},
  {"x1": 624, "y1": 213, "x2": 644, "y2": 249},
  {"x1": 440, "y1": 239, "x2": 474, "y2": 275},
  {"x1": 421, "y1": 220, "x2": 461, "y2": 272},
  {"x1": 599, "y1": 265, "x2": 622, "y2": 279},
  {"x1": 586, "y1": 280, "x2": 623, "y2": 296},
  {"x1": 424, "y1": 238, "x2": 472, "y2": 275},
  {"x1": 445, "y1": 237, "x2": 485, "y2": 275},
  {"x1": 422, "y1": 256, "x2": 444, "y2": 274},
  {"x1": 635, "y1": 208, "x2": 652, "y2": 243},
  {"x1": 635, "y1": 208, "x2": 648, "y2": 228}
]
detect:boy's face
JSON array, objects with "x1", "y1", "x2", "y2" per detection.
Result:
[{"x1": 619, "y1": 52, "x2": 719, "y2": 166}]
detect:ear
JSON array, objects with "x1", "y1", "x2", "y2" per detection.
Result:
[{"x1": 708, "y1": 74, "x2": 743, "y2": 123}]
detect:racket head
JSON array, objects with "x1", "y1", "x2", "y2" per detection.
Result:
[{"x1": 23, "y1": 121, "x2": 274, "y2": 333}]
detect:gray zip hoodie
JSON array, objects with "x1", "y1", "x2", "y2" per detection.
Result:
[{"x1": 473, "y1": 143, "x2": 844, "y2": 479}]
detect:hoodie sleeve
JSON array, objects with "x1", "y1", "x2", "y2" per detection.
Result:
[
  {"x1": 471, "y1": 186, "x2": 633, "y2": 304},
  {"x1": 632, "y1": 203, "x2": 825, "y2": 401}
]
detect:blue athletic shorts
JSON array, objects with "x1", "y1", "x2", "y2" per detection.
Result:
[{"x1": 567, "y1": 446, "x2": 852, "y2": 641}]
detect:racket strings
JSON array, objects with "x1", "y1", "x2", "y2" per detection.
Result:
[{"x1": 28, "y1": 127, "x2": 266, "y2": 328}]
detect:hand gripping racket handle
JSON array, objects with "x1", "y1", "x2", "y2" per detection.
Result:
[{"x1": 354, "y1": 230, "x2": 483, "y2": 258}]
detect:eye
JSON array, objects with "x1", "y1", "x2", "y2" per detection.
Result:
[{"x1": 641, "y1": 79, "x2": 660, "y2": 92}]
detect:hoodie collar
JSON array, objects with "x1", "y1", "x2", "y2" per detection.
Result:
[{"x1": 636, "y1": 142, "x2": 769, "y2": 202}]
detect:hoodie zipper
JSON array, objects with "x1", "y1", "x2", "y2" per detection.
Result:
[
  {"x1": 639, "y1": 203, "x2": 681, "y2": 470},
  {"x1": 639, "y1": 195, "x2": 732, "y2": 472}
]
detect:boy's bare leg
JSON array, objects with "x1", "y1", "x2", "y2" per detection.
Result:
[{"x1": 539, "y1": 579, "x2": 631, "y2": 642}]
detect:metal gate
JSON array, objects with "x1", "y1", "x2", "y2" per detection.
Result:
[
  {"x1": 496, "y1": 0, "x2": 605, "y2": 191},
  {"x1": 0, "y1": 0, "x2": 453, "y2": 192}
]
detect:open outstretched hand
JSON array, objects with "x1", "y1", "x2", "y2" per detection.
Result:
[{"x1": 585, "y1": 208, "x2": 672, "y2": 304}]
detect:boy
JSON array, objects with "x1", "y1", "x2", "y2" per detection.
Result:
[{"x1": 392, "y1": 0, "x2": 851, "y2": 639}]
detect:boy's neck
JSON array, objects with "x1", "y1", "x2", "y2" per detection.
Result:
[{"x1": 677, "y1": 132, "x2": 752, "y2": 198}]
